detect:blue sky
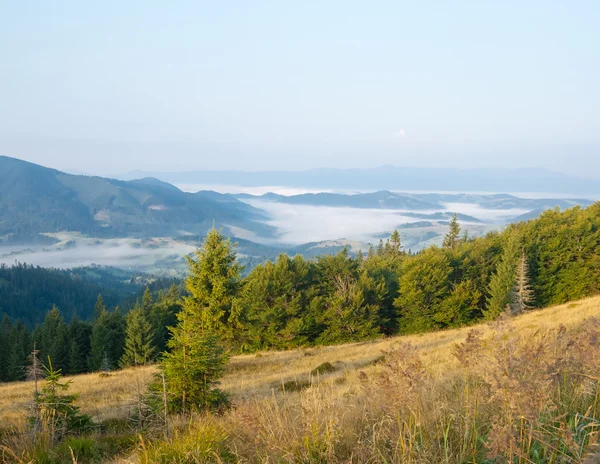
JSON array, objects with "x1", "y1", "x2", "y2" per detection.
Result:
[{"x1": 1, "y1": 1, "x2": 598, "y2": 175}]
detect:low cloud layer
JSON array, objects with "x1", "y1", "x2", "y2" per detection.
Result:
[
  {"x1": 0, "y1": 240, "x2": 195, "y2": 271},
  {"x1": 243, "y1": 200, "x2": 528, "y2": 246}
]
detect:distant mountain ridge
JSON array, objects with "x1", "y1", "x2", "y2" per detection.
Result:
[
  {"x1": 0, "y1": 156, "x2": 274, "y2": 243},
  {"x1": 235, "y1": 190, "x2": 593, "y2": 218},
  {"x1": 119, "y1": 166, "x2": 600, "y2": 196}
]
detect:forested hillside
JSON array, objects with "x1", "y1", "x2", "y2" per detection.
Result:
[
  {"x1": 0, "y1": 156, "x2": 272, "y2": 243},
  {"x1": 0, "y1": 264, "x2": 180, "y2": 326},
  {"x1": 2, "y1": 202, "x2": 598, "y2": 385}
]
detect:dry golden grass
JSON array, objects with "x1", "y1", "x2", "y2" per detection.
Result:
[
  {"x1": 2, "y1": 296, "x2": 600, "y2": 463},
  {"x1": 1, "y1": 296, "x2": 599, "y2": 427}
]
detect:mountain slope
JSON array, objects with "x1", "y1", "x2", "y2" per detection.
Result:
[
  {"x1": 0, "y1": 156, "x2": 274, "y2": 242},
  {"x1": 235, "y1": 190, "x2": 593, "y2": 214}
]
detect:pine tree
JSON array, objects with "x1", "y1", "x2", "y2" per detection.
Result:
[
  {"x1": 484, "y1": 234, "x2": 519, "y2": 319},
  {"x1": 163, "y1": 313, "x2": 229, "y2": 412},
  {"x1": 68, "y1": 316, "x2": 92, "y2": 375},
  {"x1": 162, "y1": 229, "x2": 234, "y2": 412},
  {"x1": 443, "y1": 213, "x2": 461, "y2": 250},
  {"x1": 141, "y1": 286, "x2": 154, "y2": 317},
  {"x1": 182, "y1": 228, "x2": 242, "y2": 342},
  {"x1": 29, "y1": 357, "x2": 92, "y2": 441},
  {"x1": 36, "y1": 306, "x2": 69, "y2": 373},
  {"x1": 388, "y1": 229, "x2": 403, "y2": 256},
  {"x1": 88, "y1": 305, "x2": 111, "y2": 371},
  {"x1": 120, "y1": 308, "x2": 156, "y2": 367},
  {"x1": 367, "y1": 244, "x2": 375, "y2": 258},
  {"x1": 0, "y1": 315, "x2": 13, "y2": 381},
  {"x1": 510, "y1": 249, "x2": 535, "y2": 315},
  {"x1": 377, "y1": 239, "x2": 385, "y2": 256},
  {"x1": 94, "y1": 294, "x2": 107, "y2": 320}
]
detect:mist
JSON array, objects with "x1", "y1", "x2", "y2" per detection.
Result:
[
  {"x1": 242, "y1": 200, "x2": 529, "y2": 246},
  {"x1": 0, "y1": 239, "x2": 196, "y2": 272}
]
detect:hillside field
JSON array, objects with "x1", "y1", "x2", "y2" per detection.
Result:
[{"x1": 2, "y1": 296, "x2": 600, "y2": 462}]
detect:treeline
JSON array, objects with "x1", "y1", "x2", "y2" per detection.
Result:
[
  {"x1": 217, "y1": 203, "x2": 600, "y2": 350},
  {"x1": 0, "y1": 264, "x2": 177, "y2": 326},
  {"x1": 0, "y1": 287, "x2": 181, "y2": 382},
  {"x1": 2, "y1": 203, "x2": 599, "y2": 384}
]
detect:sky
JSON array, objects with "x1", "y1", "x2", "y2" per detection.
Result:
[{"x1": 1, "y1": 1, "x2": 599, "y2": 176}]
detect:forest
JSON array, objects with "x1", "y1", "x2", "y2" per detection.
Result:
[{"x1": 1, "y1": 202, "x2": 598, "y2": 384}]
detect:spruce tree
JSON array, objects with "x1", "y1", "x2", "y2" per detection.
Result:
[
  {"x1": 88, "y1": 305, "x2": 111, "y2": 371},
  {"x1": 484, "y1": 234, "x2": 519, "y2": 319},
  {"x1": 388, "y1": 229, "x2": 403, "y2": 256},
  {"x1": 94, "y1": 294, "x2": 107, "y2": 320},
  {"x1": 120, "y1": 307, "x2": 156, "y2": 367},
  {"x1": 141, "y1": 286, "x2": 154, "y2": 317},
  {"x1": 0, "y1": 316, "x2": 13, "y2": 381},
  {"x1": 510, "y1": 249, "x2": 535, "y2": 315},
  {"x1": 182, "y1": 228, "x2": 242, "y2": 342},
  {"x1": 443, "y1": 213, "x2": 461, "y2": 250},
  {"x1": 162, "y1": 228, "x2": 234, "y2": 411},
  {"x1": 37, "y1": 306, "x2": 69, "y2": 373},
  {"x1": 68, "y1": 316, "x2": 92, "y2": 375}
]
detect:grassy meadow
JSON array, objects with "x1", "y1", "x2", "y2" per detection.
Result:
[{"x1": 2, "y1": 296, "x2": 600, "y2": 463}]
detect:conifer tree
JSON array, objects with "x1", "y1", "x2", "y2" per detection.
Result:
[
  {"x1": 377, "y1": 239, "x2": 385, "y2": 256},
  {"x1": 510, "y1": 249, "x2": 535, "y2": 315},
  {"x1": 162, "y1": 229, "x2": 234, "y2": 412},
  {"x1": 443, "y1": 213, "x2": 461, "y2": 250},
  {"x1": 182, "y1": 228, "x2": 242, "y2": 342},
  {"x1": 484, "y1": 234, "x2": 519, "y2": 319},
  {"x1": 68, "y1": 316, "x2": 92, "y2": 375},
  {"x1": 94, "y1": 294, "x2": 107, "y2": 320},
  {"x1": 141, "y1": 286, "x2": 154, "y2": 317},
  {"x1": 88, "y1": 304, "x2": 111, "y2": 371},
  {"x1": 0, "y1": 316, "x2": 12, "y2": 381},
  {"x1": 367, "y1": 244, "x2": 375, "y2": 258},
  {"x1": 120, "y1": 307, "x2": 156, "y2": 367},
  {"x1": 36, "y1": 306, "x2": 69, "y2": 373},
  {"x1": 388, "y1": 229, "x2": 403, "y2": 256}
]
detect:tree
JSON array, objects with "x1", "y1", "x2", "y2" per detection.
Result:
[
  {"x1": 484, "y1": 234, "x2": 519, "y2": 319},
  {"x1": 120, "y1": 308, "x2": 156, "y2": 367},
  {"x1": 510, "y1": 249, "x2": 535, "y2": 315},
  {"x1": 68, "y1": 316, "x2": 92, "y2": 375},
  {"x1": 394, "y1": 247, "x2": 453, "y2": 333},
  {"x1": 443, "y1": 213, "x2": 461, "y2": 250},
  {"x1": 94, "y1": 294, "x2": 107, "y2": 320},
  {"x1": 182, "y1": 228, "x2": 242, "y2": 343},
  {"x1": 163, "y1": 314, "x2": 229, "y2": 412},
  {"x1": 141, "y1": 286, "x2": 154, "y2": 317},
  {"x1": 148, "y1": 285, "x2": 181, "y2": 354},
  {"x1": 29, "y1": 357, "x2": 92, "y2": 442},
  {"x1": 388, "y1": 229, "x2": 403, "y2": 256},
  {"x1": 35, "y1": 306, "x2": 69, "y2": 373},
  {"x1": 88, "y1": 304, "x2": 111, "y2": 371},
  {"x1": 162, "y1": 229, "x2": 234, "y2": 412}
]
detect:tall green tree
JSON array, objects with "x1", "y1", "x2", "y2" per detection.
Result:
[
  {"x1": 120, "y1": 307, "x2": 156, "y2": 367},
  {"x1": 443, "y1": 213, "x2": 461, "y2": 250},
  {"x1": 394, "y1": 247, "x2": 452, "y2": 333},
  {"x1": 68, "y1": 316, "x2": 92, "y2": 374},
  {"x1": 484, "y1": 233, "x2": 519, "y2": 319},
  {"x1": 162, "y1": 229, "x2": 234, "y2": 412},
  {"x1": 88, "y1": 301, "x2": 112, "y2": 371},
  {"x1": 182, "y1": 228, "x2": 242, "y2": 343},
  {"x1": 35, "y1": 306, "x2": 69, "y2": 373}
]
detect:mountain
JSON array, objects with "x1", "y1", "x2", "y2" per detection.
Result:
[
  {"x1": 0, "y1": 156, "x2": 274, "y2": 243},
  {"x1": 235, "y1": 190, "x2": 593, "y2": 215},
  {"x1": 119, "y1": 166, "x2": 600, "y2": 196},
  {"x1": 236, "y1": 190, "x2": 442, "y2": 210}
]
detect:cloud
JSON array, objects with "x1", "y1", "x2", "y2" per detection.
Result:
[{"x1": 394, "y1": 129, "x2": 406, "y2": 138}]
